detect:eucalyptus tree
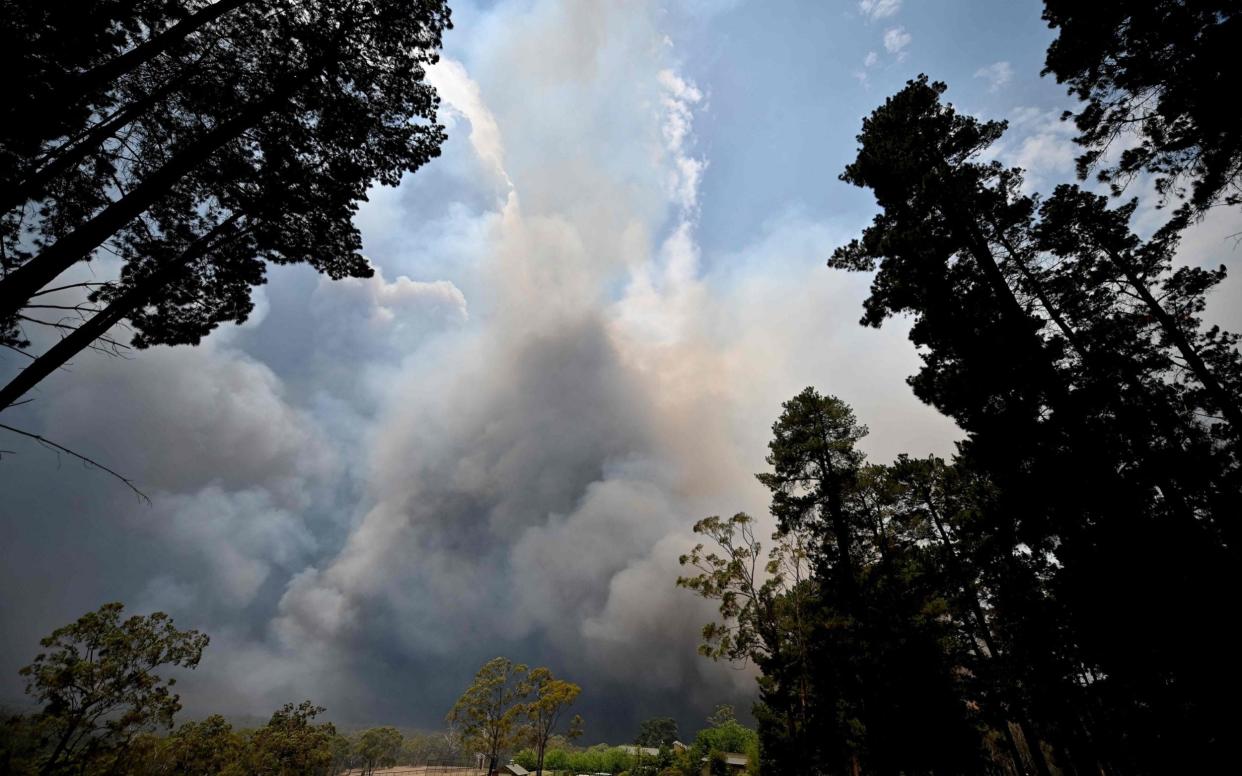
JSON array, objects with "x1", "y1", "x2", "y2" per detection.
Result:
[
  {"x1": 246, "y1": 701, "x2": 338, "y2": 776},
  {"x1": 635, "y1": 717, "x2": 678, "y2": 749},
  {"x1": 17, "y1": 602, "x2": 209, "y2": 775},
  {"x1": 447, "y1": 657, "x2": 529, "y2": 776},
  {"x1": 355, "y1": 726, "x2": 403, "y2": 775},
  {"x1": 158, "y1": 715, "x2": 246, "y2": 776},
  {"x1": 520, "y1": 668, "x2": 583, "y2": 776}
]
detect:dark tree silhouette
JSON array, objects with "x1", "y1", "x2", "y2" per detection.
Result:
[
  {"x1": 827, "y1": 75, "x2": 1241, "y2": 774},
  {"x1": 0, "y1": 0, "x2": 451, "y2": 411},
  {"x1": 683, "y1": 390, "x2": 990, "y2": 776},
  {"x1": 1042, "y1": 0, "x2": 1242, "y2": 213},
  {"x1": 635, "y1": 717, "x2": 679, "y2": 749}
]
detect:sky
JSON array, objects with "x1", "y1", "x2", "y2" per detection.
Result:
[{"x1": 2, "y1": 0, "x2": 1241, "y2": 743}]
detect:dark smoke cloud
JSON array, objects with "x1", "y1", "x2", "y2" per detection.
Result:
[{"x1": 1, "y1": 0, "x2": 966, "y2": 741}]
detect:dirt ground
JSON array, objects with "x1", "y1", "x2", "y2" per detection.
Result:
[{"x1": 342, "y1": 767, "x2": 489, "y2": 776}]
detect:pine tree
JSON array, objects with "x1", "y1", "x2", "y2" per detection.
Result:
[{"x1": 830, "y1": 75, "x2": 1241, "y2": 773}]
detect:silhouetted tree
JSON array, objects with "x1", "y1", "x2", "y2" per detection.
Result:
[
  {"x1": 0, "y1": 0, "x2": 451, "y2": 411},
  {"x1": 682, "y1": 390, "x2": 989, "y2": 775},
  {"x1": 829, "y1": 75, "x2": 1240, "y2": 773},
  {"x1": 1042, "y1": 0, "x2": 1242, "y2": 213},
  {"x1": 635, "y1": 717, "x2": 679, "y2": 749}
]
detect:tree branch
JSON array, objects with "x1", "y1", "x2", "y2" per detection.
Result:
[{"x1": 0, "y1": 423, "x2": 150, "y2": 504}]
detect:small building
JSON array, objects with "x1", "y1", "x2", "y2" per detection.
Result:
[
  {"x1": 620, "y1": 745, "x2": 662, "y2": 758},
  {"x1": 499, "y1": 763, "x2": 530, "y2": 776},
  {"x1": 700, "y1": 751, "x2": 750, "y2": 775}
]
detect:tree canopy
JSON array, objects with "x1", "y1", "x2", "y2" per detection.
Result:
[
  {"x1": 446, "y1": 657, "x2": 529, "y2": 775},
  {"x1": 16, "y1": 602, "x2": 208, "y2": 775},
  {"x1": 635, "y1": 716, "x2": 679, "y2": 748},
  {"x1": 355, "y1": 726, "x2": 404, "y2": 775},
  {"x1": 1042, "y1": 0, "x2": 1242, "y2": 214},
  {"x1": 682, "y1": 70, "x2": 1242, "y2": 775},
  {"x1": 0, "y1": 0, "x2": 451, "y2": 413},
  {"x1": 520, "y1": 667, "x2": 583, "y2": 776}
]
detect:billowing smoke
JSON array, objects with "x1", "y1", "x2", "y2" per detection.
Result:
[{"x1": 0, "y1": 0, "x2": 961, "y2": 739}]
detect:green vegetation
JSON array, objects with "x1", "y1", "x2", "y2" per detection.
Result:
[
  {"x1": 12, "y1": 601, "x2": 209, "y2": 774},
  {"x1": 512, "y1": 707, "x2": 757, "y2": 776},
  {"x1": 514, "y1": 744, "x2": 635, "y2": 775},
  {"x1": 446, "y1": 657, "x2": 531, "y2": 775},
  {"x1": 2, "y1": 608, "x2": 755, "y2": 776},
  {"x1": 521, "y1": 667, "x2": 584, "y2": 776},
  {"x1": 352, "y1": 725, "x2": 402, "y2": 774},
  {"x1": 634, "y1": 716, "x2": 678, "y2": 749},
  {"x1": 0, "y1": 604, "x2": 352, "y2": 775}
]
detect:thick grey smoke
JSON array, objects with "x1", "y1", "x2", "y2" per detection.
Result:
[{"x1": 9, "y1": 0, "x2": 1136, "y2": 741}]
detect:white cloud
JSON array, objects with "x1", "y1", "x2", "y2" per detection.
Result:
[
  {"x1": 855, "y1": 50, "x2": 881, "y2": 86},
  {"x1": 883, "y1": 26, "x2": 912, "y2": 58},
  {"x1": 859, "y1": 0, "x2": 902, "y2": 21},
  {"x1": 312, "y1": 266, "x2": 467, "y2": 335},
  {"x1": 427, "y1": 57, "x2": 514, "y2": 191},
  {"x1": 657, "y1": 69, "x2": 707, "y2": 211},
  {"x1": 974, "y1": 60, "x2": 1014, "y2": 93},
  {"x1": 988, "y1": 106, "x2": 1078, "y2": 192}
]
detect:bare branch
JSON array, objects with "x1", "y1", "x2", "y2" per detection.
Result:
[
  {"x1": 30, "y1": 282, "x2": 111, "y2": 298},
  {"x1": 3, "y1": 344, "x2": 37, "y2": 360},
  {"x1": 0, "y1": 423, "x2": 150, "y2": 504}
]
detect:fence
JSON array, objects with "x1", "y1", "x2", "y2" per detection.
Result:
[{"x1": 342, "y1": 761, "x2": 489, "y2": 776}]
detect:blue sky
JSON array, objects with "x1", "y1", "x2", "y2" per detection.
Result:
[
  {"x1": 3, "y1": 0, "x2": 1240, "y2": 740},
  {"x1": 666, "y1": 0, "x2": 1066, "y2": 254}
]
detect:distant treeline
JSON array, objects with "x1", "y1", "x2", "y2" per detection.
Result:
[
  {"x1": 510, "y1": 708, "x2": 759, "y2": 776},
  {"x1": 0, "y1": 605, "x2": 754, "y2": 776}
]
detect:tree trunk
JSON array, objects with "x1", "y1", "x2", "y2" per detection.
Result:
[
  {"x1": 39, "y1": 716, "x2": 81, "y2": 776},
  {"x1": 0, "y1": 69, "x2": 310, "y2": 322},
  {"x1": 949, "y1": 209, "x2": 1076, "y2": 410},
  {"x1": 1002, "y1": 721, "x2": 1032, "y2": 776},
  {"x1": 1016, "y1": 719, "x2": 1054, "y2": 776},
  {"x1": 925, "y1": 493, "x2": 1062, "y2": 776},
  {"x1": 810, "y1": 414, "x2": 858, "y2": 608},
  {"x1": 0, "y1": 216, "x2": 242, "y2": 412},
  {"x1": 827, "y1": 486, "x2": 858, "y2": 601}
]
